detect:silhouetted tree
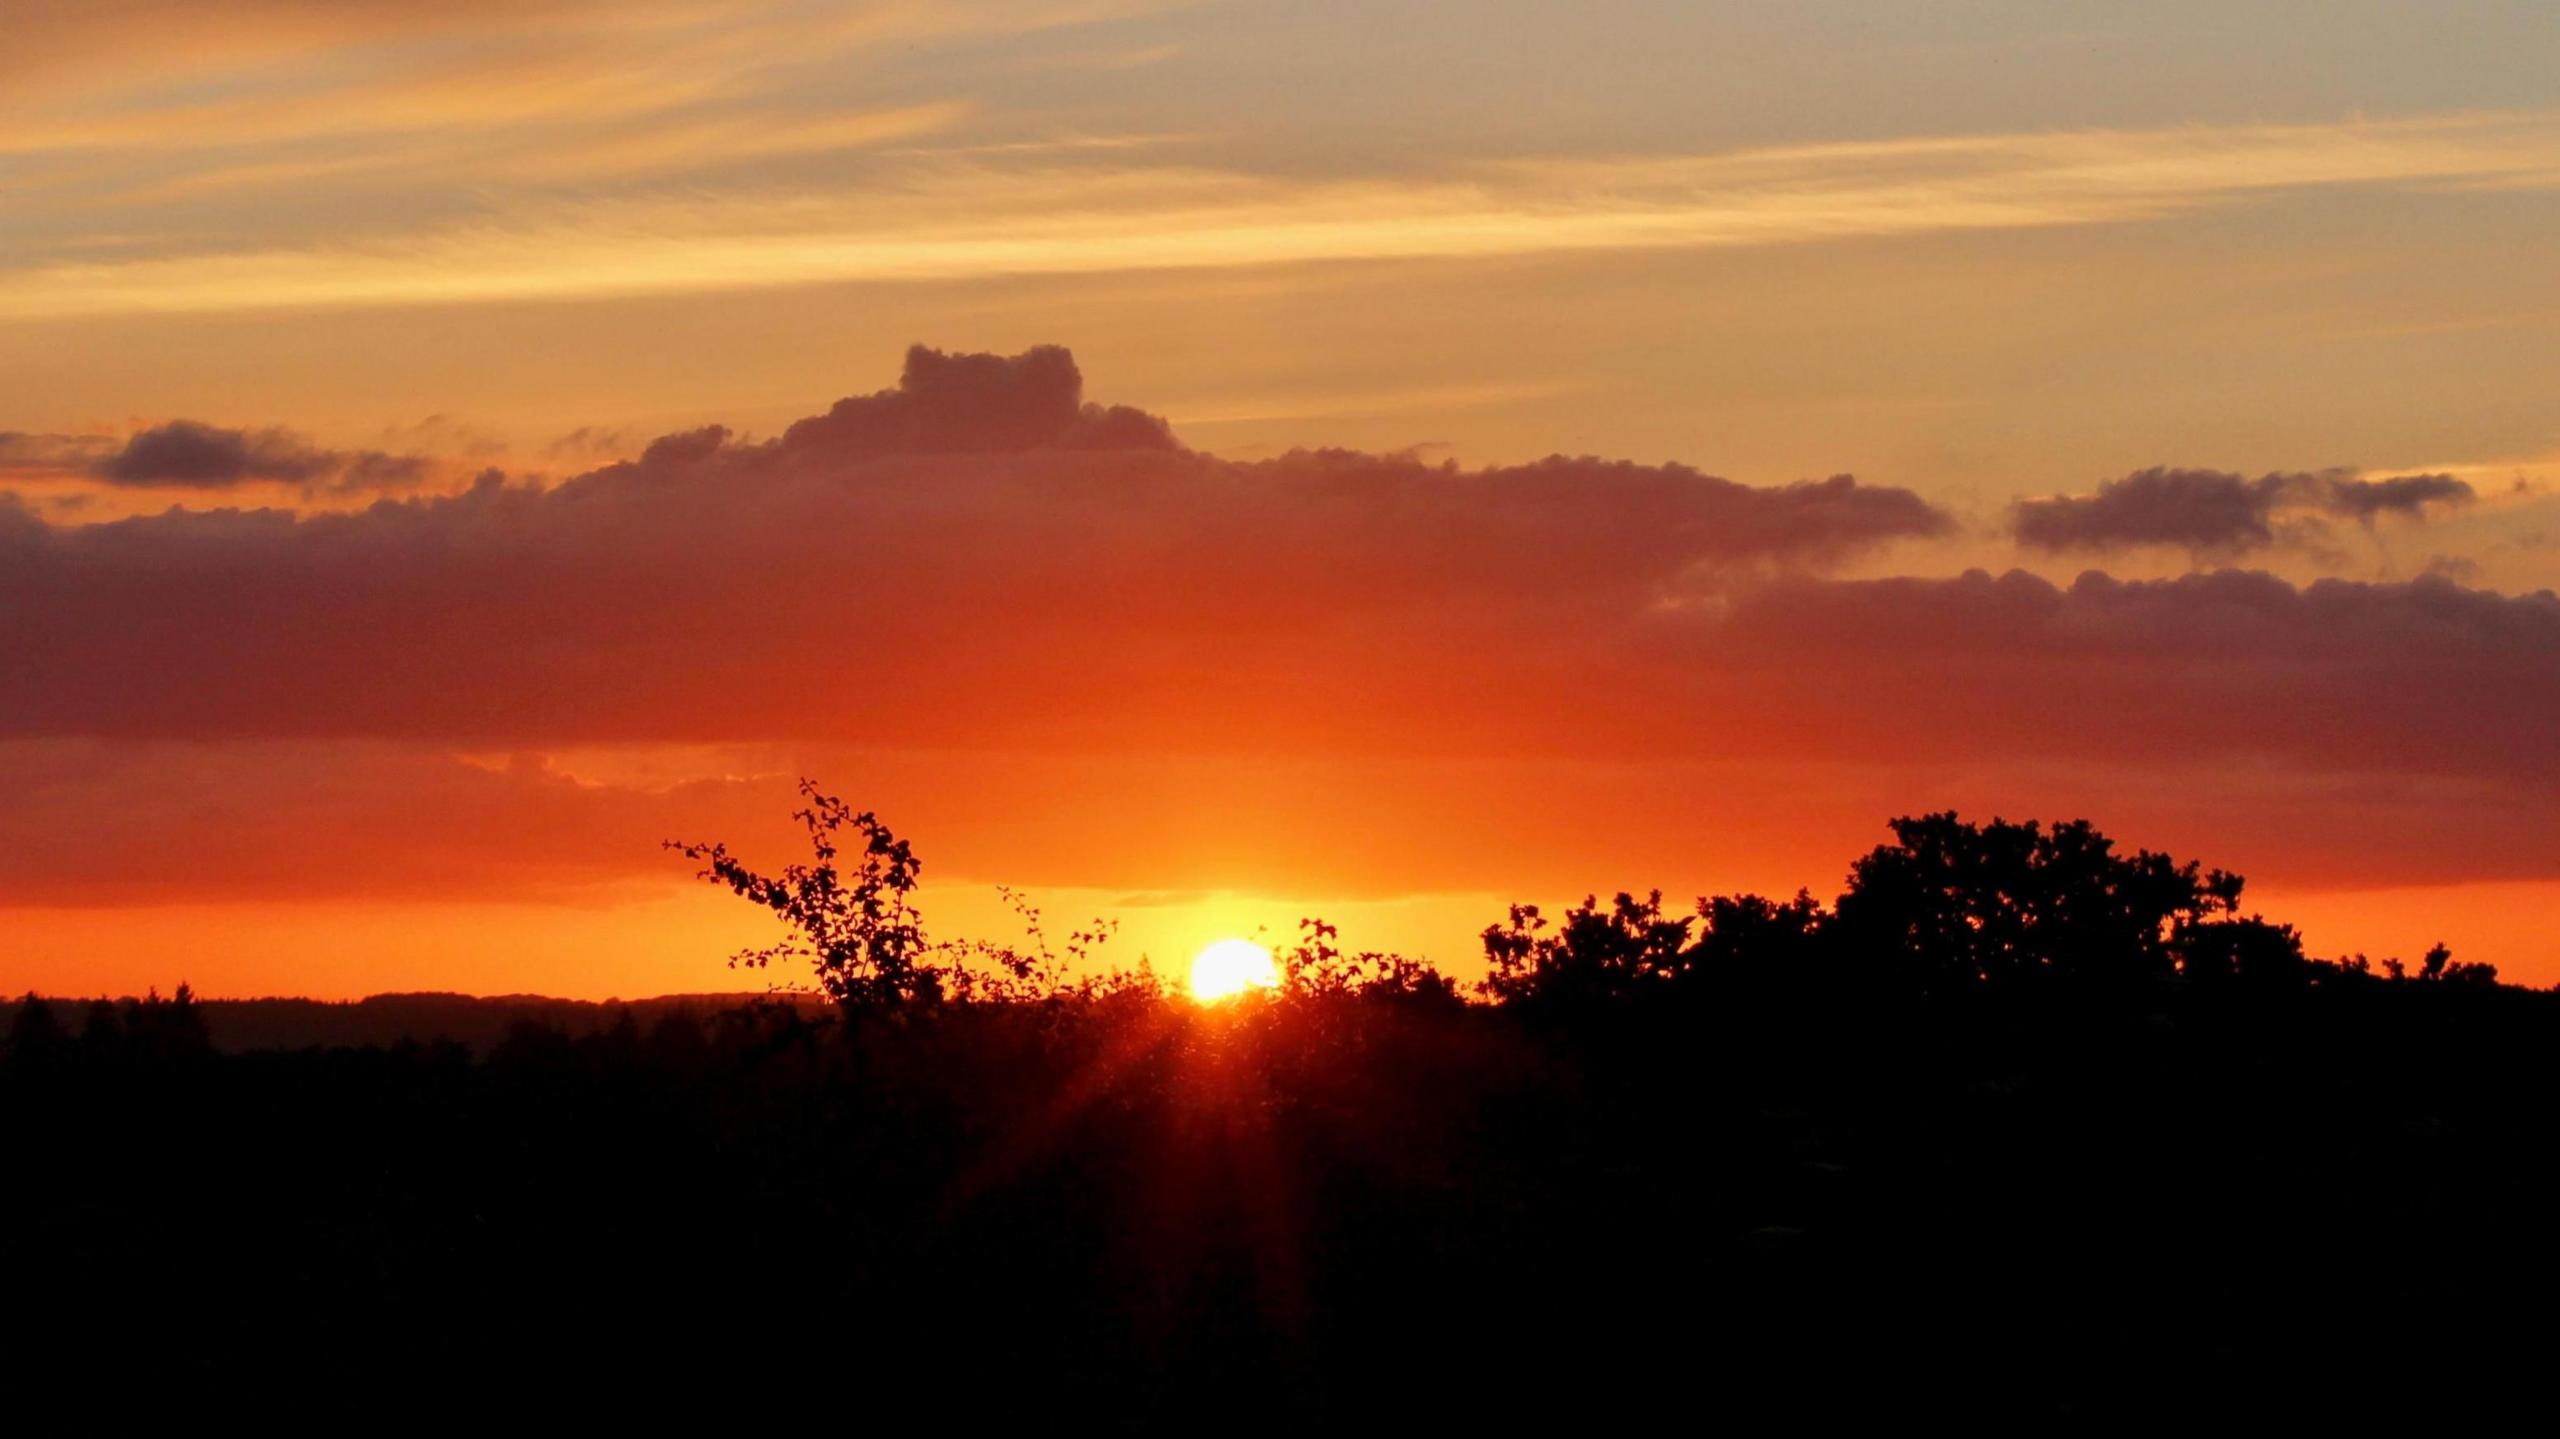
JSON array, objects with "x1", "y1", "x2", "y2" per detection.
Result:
[
  {"x1": 78, "y1": 998, "x2": 122, "y2": 1057},
  {"x1": 1479, "y1": 890, "x2": 1694, "y2": 1006},
  {"x1": 1689, "y1": 890, "x2": 1829, "y2": 988},
  {"x1": 670, "y1": 781, "x2": 944, "y2": 1008},
  {"x1": 106, "y1": 978, "x2": 209, "y2": 1060},
  {"x1": 8, "y1": 993, "x2": 66, "y2": 1062},
  {"x1": 1283, "y1": 918, "x2": 1461, "y2": 1006},
  {"x1": 2410, "y1": 941, "x2": 2498, "y2": 987},
  {"x1": 1358, "y1": 954, "x2": 1464, "y2": 1008},
  {"x1": 1832, "y1": 813, "x2": 2244, "y2": 991},
  {"x1": 119, "y1": 983, "x2": 210, "y2": 1059},
  {"x1": 2173, "y1": 916, "x2": 2309, "y2": 985},
  {"x1": 1479, "y1": 886, "x2": 1843, "y2": 1007},
  {"x1": 672, "y1": 783, "x2": 1115, "y2": 1007}
]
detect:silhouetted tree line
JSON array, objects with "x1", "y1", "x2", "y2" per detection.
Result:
[
  {"x1": 4, "y1": 799, "x2": 2549, "y2": 1419},
  {"x1": 1483, "y1": 812, "x2": 2499, "y2": 1008},
  {"x1": 662, "y1": 787, "x2": 2500, "y2": 1011},
  {"x1": 7, "y1": 982, "x2": 211, "y2": 1066}
]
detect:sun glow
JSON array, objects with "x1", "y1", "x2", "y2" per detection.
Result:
[{"x1": 1188, "y1": 937, "x2": 1280, "y2": 1004}]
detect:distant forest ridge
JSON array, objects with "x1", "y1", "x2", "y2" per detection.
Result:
[{"x1": 0, "y1": 991, "x2": 829, "y2": 1054}]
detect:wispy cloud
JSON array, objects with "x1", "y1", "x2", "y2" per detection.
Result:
[
  {"x1": 0, "y1": 0, "x2": 1164, "y2": 206},
  {"x1": 8, "y1": 111, "x2": 2557, "y2": 318}
]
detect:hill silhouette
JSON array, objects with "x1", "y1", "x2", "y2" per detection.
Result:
[
  {"x1": 5, "y1": 806, "x2": 2551, "y2": 1419},
  {"x1": 93, "y1": 989, "x2": 832, "y2": 1053}
]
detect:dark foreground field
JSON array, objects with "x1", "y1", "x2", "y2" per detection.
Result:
[{"x1": 8, "y1": 979, "x2": 2559, "y2": 1421}]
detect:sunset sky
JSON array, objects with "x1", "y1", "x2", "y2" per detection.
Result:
[{"x1": 7, "y1": 1, "x2": 2559, "y2": 996}]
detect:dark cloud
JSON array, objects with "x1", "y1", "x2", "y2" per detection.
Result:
[
  {"x1": 0, "y1": 490, "x2": 46, "y2": 542},
  {"x1": 3, "y1": 346, "x2": 2559, "y2": 908},
  {"x1": 2326, "y1": 472, "x2": 2475, "y2": 521},
  {"x1": 92, "y1": 419, "x2": 431, "y2": 492},
  {"x1": 98, "y1": 420, "x2": 331, "y2": 486},
  {"x1": 2013, "y1": 465, "x2": 2475, "y2": 554},
  {"x1": 0, "y1": 344, "x2": 1945, "y2": 751},
  {"x1": 1685, "y1": 567, "x2": 2560, "y2": 783},
  {"x1": 2015, "y1": 467, "x2": 2278, "y2": 553},
  {"x1": 773, "y1": 344, "x2": 1179, "y2": 461}
]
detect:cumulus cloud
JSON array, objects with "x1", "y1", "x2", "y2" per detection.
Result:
[
  {"x1": 2013, "y1": 466, "x2": 2475, "y2": 555},
  {"x1": 771, "y1": 344, "x2": 1179, "y2": 460},
  {"x1": 91, "y1": 419, "x2": 432, "y2": 492},
  {"x1": 0, "y1": 344, "x2": 1950, "y2": 748},
  {"x1": 6, "y1": 346, "x2": 2557, "y2": 906}
]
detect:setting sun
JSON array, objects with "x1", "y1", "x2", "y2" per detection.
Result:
[{"x1": 1188, "y1": 938, "x2": 1281, "y2": 1004}]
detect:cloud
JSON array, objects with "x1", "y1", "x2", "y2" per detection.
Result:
[
  {"x1": 11, "y1": 111, "x2": 2560, "y2": 317},
  {"x1": 2013, "y1": 466, "x2": 2475, "y2": 555},
  {"x1": 1685, "y1": 567, "x2": 2560, "y2": 784},
  {"x1": 7, "y1": 733, "x2": 2553, "y2": 910},
  {"x1": 0, "y1": 0, "x2": 1131, "y2": 201},
  {"x1": 770, "y1": 343, "x2": 1179, "y2": 459},
  {"x1": 6, "y1": 346, "x2": 2557, "y2": 908},
  {"x1": 0, "y1": 738, "x2": 763, "y2": 905},
  {"x1": 0, "y1": 490, "x2": 45, "y2": 539},
  {"x1": 0, "y1": 345, "x2": 1941, "y2": 748},
  {"x1": 0, "y1": 431, "x2": 117, "y2": 477},
  {"x1": 99, "y1": 420, "x2": 332, "y2": 487},
  {"x1": 2, "y1": 346, "x2": 2548, "y2": 774},
  {"x1": 89, "y1": 419, "x2": 432, "y2": 493},
  {"x1": 2324, "y1": 471, "x2": 2476, "y2": 522}
]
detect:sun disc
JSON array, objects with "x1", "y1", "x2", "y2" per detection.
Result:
[{"x1": 1188, "y1": 937, "x2": 1280, "y2": 1003}]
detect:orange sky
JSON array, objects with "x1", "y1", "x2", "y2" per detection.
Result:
[{"x1": 5, "y1": 3, "x2": 2559, "y2": 996}]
